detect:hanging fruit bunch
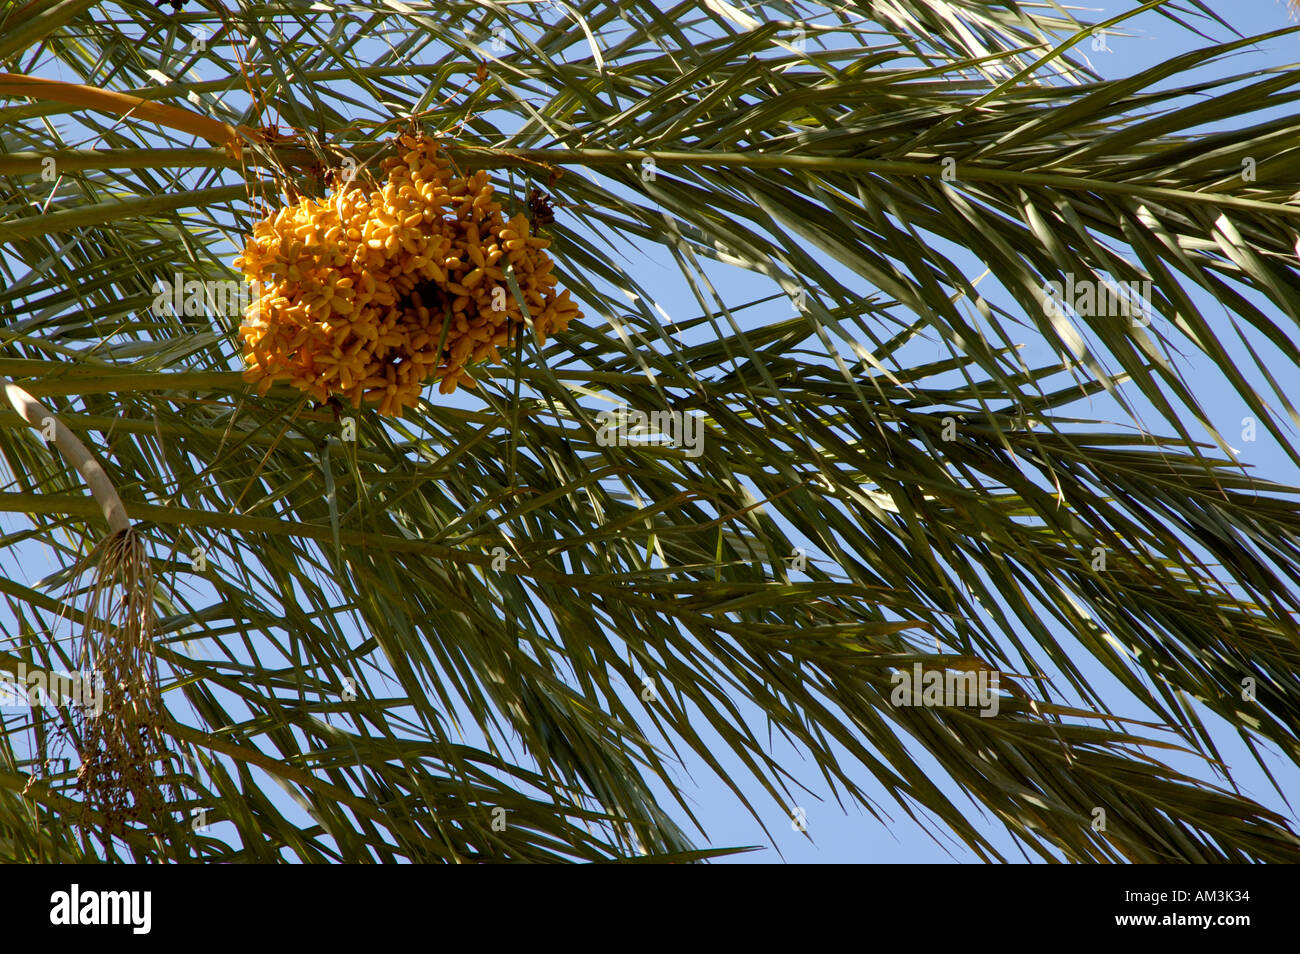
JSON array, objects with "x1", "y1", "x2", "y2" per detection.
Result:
[{"x1": 235, "y1": 133, "x2": 581, "y2": 415}]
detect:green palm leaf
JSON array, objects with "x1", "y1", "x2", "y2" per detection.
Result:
[{"x1": 1, "y1": 0, "x2": 1299, "y2": 861}]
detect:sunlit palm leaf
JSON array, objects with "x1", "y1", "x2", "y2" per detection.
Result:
[{"x1": 0, "y1": 0, "x2": 1298, "y2": 862}]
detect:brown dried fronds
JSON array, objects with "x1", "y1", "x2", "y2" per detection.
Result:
[
  {"x1": 73, "y1": 527, "x2": 175, "y2": 837},
  {"x1": 525, "y1": 187, "x2": 556, "y2": 230}
]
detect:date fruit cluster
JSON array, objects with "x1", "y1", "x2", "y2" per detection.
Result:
[{"x1": 235, "y1": 133, "x2": 580, "y2": 414}]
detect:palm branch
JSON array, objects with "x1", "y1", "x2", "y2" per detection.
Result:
[{"x1": 0, "y1": 0, "x2": 1299, "y2": 861}]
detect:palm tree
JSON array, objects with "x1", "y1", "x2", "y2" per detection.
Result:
[{"x1": 1, "y1": 0, "x2": 1300, "y2": 862}]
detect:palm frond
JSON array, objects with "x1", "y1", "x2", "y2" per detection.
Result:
[{"x1": 0, "y1": 0, "x2": 1298, "y2": 861}]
